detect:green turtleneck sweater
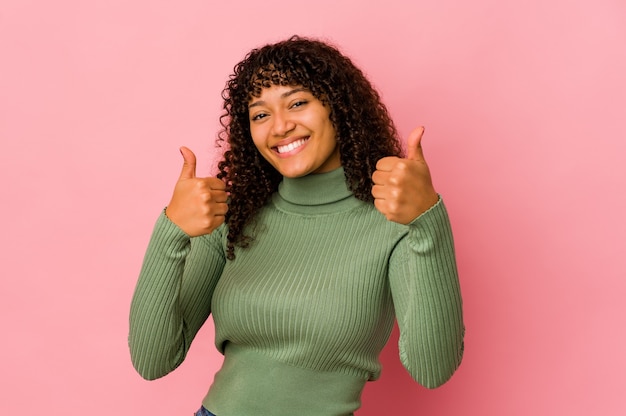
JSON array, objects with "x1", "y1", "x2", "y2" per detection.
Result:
[{"x1": 129, "y1": 167, "x2": 464, "y2": 416}]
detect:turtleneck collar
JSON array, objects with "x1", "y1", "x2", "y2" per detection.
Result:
[{"x1": 271, "y1": 167, "x2": 363, "y2": 215}]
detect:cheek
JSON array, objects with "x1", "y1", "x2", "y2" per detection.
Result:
[
  {"x1": 249, "y1": 127, "x2": 266, "y2": 151},
  {"x1": 322, "y1": 119, "x2": 337, "y2": 143},
  {"x1": 318, "y1": 110, "x2": 335, "y2": 138}
]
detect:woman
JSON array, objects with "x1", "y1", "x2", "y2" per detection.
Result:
[{"x1": 129, "y1": 36, "x2": 464, "y2": 416}]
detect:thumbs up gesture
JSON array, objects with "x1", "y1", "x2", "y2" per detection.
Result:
[
  {"x1": 165, "y1": 147, "x2": 228, "y2": 237},
  {"x1": 372, "y1": 127, "x2": 439, "y2": 224}
]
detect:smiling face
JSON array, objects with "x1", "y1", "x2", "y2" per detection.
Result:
[{"x1": 248, "y1": 85, "x2": 341, "y2": 178}]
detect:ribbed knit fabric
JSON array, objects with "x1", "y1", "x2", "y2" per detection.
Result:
[{"x1": 129, "y1": 167, "x2": 464, "y2": 416}]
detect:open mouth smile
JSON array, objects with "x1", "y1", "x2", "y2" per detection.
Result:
[{"x1": 274, "y1": 137, "x2": 309, "y2": 154}]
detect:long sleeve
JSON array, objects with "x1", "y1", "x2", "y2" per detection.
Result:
[
  {"x1": 129, "y1": 212, "x2": 226, "y2": 380},
  {"x1": 388, "y1": 198, "x2": 465, "y2": 388}
]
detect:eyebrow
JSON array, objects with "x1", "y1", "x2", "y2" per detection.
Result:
[{"x1": 248, "y1": 87, "x2": 308, "y2": 109}]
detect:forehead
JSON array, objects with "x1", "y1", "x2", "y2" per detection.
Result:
[
  {"x1": 244, "y1": 60, "x2": 328, "y2": 102},
  {"x1": 248, "y1": 65, "x2": 296, "y2": 95},
  {"x1": 248, "y1": 85, "x2": 309, "y2": 105}
]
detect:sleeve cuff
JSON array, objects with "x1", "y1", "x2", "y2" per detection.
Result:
[{"x1": 406, "y1": 196, "x2": 454, "y2": 254}]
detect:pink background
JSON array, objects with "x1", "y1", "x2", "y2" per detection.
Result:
[{"x1": 2, "y1": 1, "x2": 625, "y2": 414}]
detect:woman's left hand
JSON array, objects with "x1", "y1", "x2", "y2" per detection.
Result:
[{"x1": 372, "y1": 126, "x2": 439, "y2": 224}]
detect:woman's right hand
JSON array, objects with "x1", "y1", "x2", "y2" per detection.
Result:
[{"x1": 165, "y1": 147, "x2": 228, "y2": 237}]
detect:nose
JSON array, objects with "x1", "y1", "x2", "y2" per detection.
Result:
[{"x1": 271, "y1": 111, "x2": 296, "y2": 137}]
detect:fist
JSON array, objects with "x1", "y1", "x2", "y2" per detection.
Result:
[
  {"x1": 165, "y1": 147, "x2": 228, "y2": 236},
  {"x1": 372, "y1": 126, "x2": 439, "y2": 224}
]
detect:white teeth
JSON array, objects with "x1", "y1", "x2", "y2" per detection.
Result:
[{"x1": 277, "y1": 138, "x2": 307, "y2": 154}]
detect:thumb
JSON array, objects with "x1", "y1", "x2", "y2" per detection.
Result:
[
  {"x1": 178, "y1": 146, "x2": 197, "y2": 179},
  {"x1": 406, "y1": 126, "x2": 425, "y2": 161}
]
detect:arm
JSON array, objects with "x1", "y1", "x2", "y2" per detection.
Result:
[
  {"x1": 388, "y1": 198, "x2": 465, "y2": 388},
  {"x1": 128, "y1": 212, "x2": 226, "y2": 380}
]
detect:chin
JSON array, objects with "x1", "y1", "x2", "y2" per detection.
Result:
[
  {"x1": 279, "y1": 170, "x2": 310, "y2": 179},
  {"x1": 275, "y1": 165, "x2": 315, "y2": 178}
]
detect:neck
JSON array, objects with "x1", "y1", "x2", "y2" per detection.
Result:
[{"x1": 272, "y1": 167, "x2": 362, "y2": 215}]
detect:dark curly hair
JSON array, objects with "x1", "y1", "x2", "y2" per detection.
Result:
[{"x1": 216, "y1": 35, "x2": 403, "y2": 260}]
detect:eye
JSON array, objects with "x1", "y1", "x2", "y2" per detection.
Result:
[
  {"x1": 291, "y1": 100, "x2": 308, "y2": 109},
  {"x1": 251, "y1": 112, "x2": 268, "y2": 121}
]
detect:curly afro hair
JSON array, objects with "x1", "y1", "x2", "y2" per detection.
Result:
[{"x1": 216, "y1": 35, "x2": 403, "y2": 260}]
